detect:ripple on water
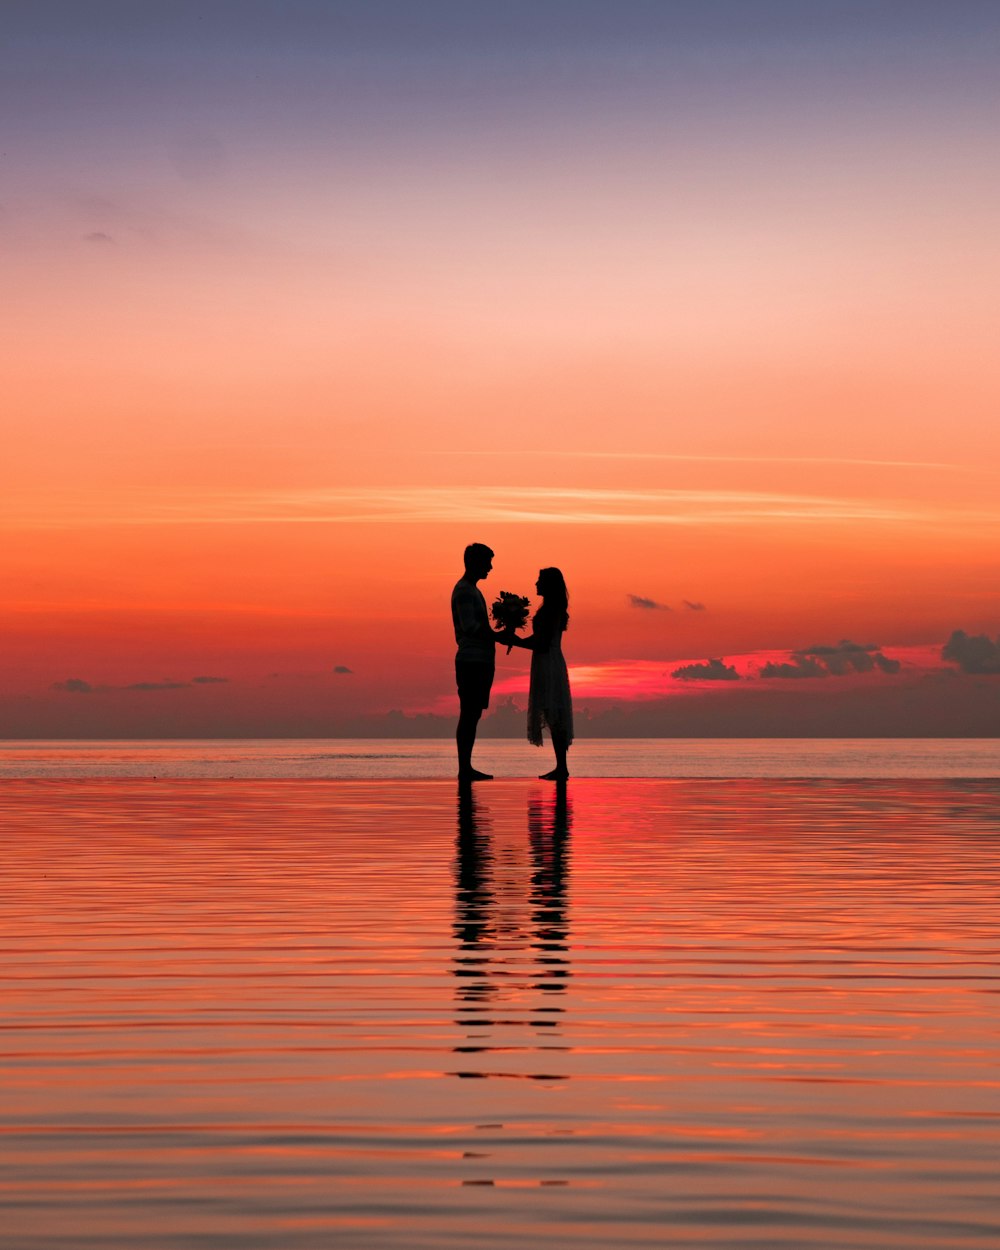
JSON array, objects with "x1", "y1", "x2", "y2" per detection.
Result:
[{"x1": 1, "y1": 778, "x2": 999, "y2": 1249}]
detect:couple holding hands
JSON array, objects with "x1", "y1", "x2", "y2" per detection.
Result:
[{"x1": 451, "y1": 542, "x2": 573, "y2": 782}]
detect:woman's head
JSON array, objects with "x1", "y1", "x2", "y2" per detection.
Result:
[{"x1": 536, "y1": 567, "x2": 569, "y2": 629}]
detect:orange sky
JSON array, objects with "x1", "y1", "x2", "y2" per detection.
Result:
[{"x1": 3, "y1": 4, "x2": 999, "y2": 735}]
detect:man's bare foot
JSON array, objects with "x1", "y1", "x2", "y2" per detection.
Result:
[
  {"x1": 539, "y1": 769, "x2": 569, "y2": 781},
  {"x1": 458, "y1": 768, "x2": 493, "y2": 781}
]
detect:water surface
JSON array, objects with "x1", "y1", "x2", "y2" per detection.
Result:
[
  {"x1": 2, "y1": 778, "x2": 999, "y2": 1248},
  {"x1": 2, "y1": 737, "x2": 999, "y2": 778}
]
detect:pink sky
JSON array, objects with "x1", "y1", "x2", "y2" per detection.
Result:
[{"x1": 3, "y1": 4, "x2": 999, "y2": 736}]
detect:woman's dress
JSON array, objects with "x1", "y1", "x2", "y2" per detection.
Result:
[{"x1": 527, "y1": 618, "x2": 574, "y2": 747}]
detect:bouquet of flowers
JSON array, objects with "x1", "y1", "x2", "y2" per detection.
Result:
[{"x1": 491, "y1": 591, "x2": 531, "y2": 654}]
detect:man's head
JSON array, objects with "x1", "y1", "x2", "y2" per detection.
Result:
[{"x1": 463, "y1": 542, "x2": 494, "y2": 581}]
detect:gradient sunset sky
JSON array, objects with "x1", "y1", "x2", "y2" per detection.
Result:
[{"x1": 4, "y1": 1, "x2": 1000, "y2": 736}]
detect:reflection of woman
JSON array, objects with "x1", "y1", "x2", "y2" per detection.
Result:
[
  {"x1": 528, "y1": 788, "x2": 572, "y2": 997},
  {"x1": 507, "y1": 567, "x2": 573, "y2": 780}
]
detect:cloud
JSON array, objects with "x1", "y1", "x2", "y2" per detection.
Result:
[
  {"x1": 826, "y1": 650, "x2": 876, "y2": 674},
  {"x1": 82, "y1": 231, "x2": 114, "y2": 244},
  {"x1": 796, "y1": 640, "x2": 894, "y2": 676},
  {"x1": 494, "y1": 450, "x2": 994, "y2": 477},
  {"x1": 126, "y1": 680, "x2": 190, "y2": 691},
  {"x1": 334, "y1": 665, "x2": 353, "y2": 674},
  {"x1": 942, "y1": 629, "x2": 1000, "y2": 674},
  {"x1": 53, "y1": 675, "x2": 230, "y2": 695},
  {"x1": 683, "y1": 600, "x2": 706, "y2": 611},
  {"x1": 759, "y1": 657, "x2": 827, "y2": 679},
  {"x1": 761, "y1": 640, "x2": 901, "y2": 678},
  {"x1": 8, "y1": 486, "x2": 943, "y2": 529},
  {"x1": 671, "y1": 658, "x2": 740, "y2": 681},
  {"x1": 628, "y1": 594, "x2": 670, "y2": 611}
]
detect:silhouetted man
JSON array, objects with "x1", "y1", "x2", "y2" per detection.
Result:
[{"x1": 452, "y1": 543, "x2": 506, "y2": 780}]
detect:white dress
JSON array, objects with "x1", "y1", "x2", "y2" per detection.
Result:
[{"x1": 527, "y1": 624, "x2": 574, "y2": 747}]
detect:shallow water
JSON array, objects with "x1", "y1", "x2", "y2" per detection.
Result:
[
  {"x1": 2, "y1": 779, "x2": 999, "y2": 1248},
  {"x1": 2, "y1": 737, "x2": 1000, "y2": 778}
]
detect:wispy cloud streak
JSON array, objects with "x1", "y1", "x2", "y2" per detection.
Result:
[
  {"x1": 441, "y1": 452, "x2": 998, "y2": 476},
  {"x1": 7, "y1": 487, "x2": 983, "y2": 528}
]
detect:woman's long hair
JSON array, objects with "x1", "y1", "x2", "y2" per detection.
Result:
[{"x1": 537, "y1": 567, "x2": 569, "y2": 632}]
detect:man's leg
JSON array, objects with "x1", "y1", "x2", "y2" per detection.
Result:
[
  {"x1": 456, "y1": 664, "x2": 494, "y2": 780},
  {"x1": 457, "y1": 711, "x2": 492, "y2": 779},
  {"x1": 456, "y1": 704, "x2": 482, "y2": 776}
]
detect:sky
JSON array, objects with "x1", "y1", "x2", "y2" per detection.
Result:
[{"x1": 3, "y1": 0, "x2": 1000, "y2": 737}]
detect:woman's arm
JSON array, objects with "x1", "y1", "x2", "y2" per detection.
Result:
[
  {"x1": 506, "y1": 632, "x2": 539, "y2": 651},
  {"x1": 509, "y1": 613, "x2": 556, "y2": 653}
]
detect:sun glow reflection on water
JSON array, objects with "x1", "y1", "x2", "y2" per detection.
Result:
[{"x1": 2, "y1": 778, "x2": 999, "y2": 1249}]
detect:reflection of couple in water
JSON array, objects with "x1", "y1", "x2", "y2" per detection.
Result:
[
  {"x1": 452, "y1": 542, "x2": 573, "y2": 782},
  {"x1": 454, "y1": 783, "x2": 572, "y2": 1042}
]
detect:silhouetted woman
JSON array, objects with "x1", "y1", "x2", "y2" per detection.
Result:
[{"x1": 507, "y1": 567, "x2": 573, "y2": 780}]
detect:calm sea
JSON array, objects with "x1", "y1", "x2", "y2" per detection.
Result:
[
  {"x1": 1, "y1": 736, "x2": 999, "y2": 777},
  {"x1": 2, "y1": 754, "x2": 999, "y2": 1247}
]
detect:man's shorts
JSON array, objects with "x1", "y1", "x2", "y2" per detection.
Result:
[{"x1": 455, "y1": 660, "x2": 495, "y2": 711}]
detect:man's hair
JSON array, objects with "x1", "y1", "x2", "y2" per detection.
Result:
[{"x1": 463, "y1": 542, "x2": 494, "y2": 570}]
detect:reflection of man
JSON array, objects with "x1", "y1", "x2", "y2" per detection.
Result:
[{"x1": 452, "y1": 543, "x2": 507, "y2": 781}]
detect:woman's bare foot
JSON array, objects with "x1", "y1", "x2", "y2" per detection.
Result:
[
  {"x1": 538, "y1": 768, "x2": 569, "y2": 781},
  {"x1": 458, "y1": 768, "x2": 493, "y2": 781}
]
